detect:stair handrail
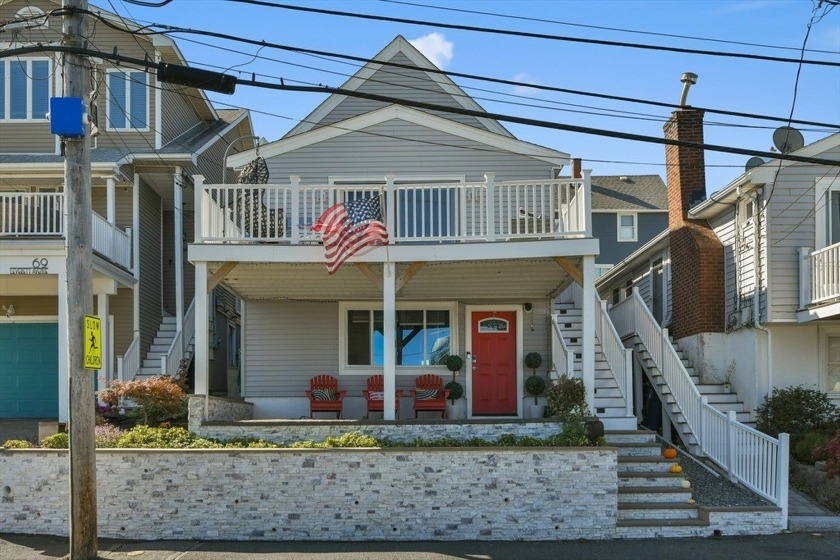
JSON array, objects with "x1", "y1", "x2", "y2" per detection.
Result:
[
  {"x1": 614, "y1": 287, "x2": 789, "y2": 523},
  {"x1": 182, "y1": 297, "x2": 196, "y2": 355},
  {"x1": 595, "y1": 296, "x2": 634, "y2": 416},
  {"x1": 550, "y1": 313, "x2": 575, "y2": 380},
  {"x1": 116, "y1": 333, "x2": 141, "y2": 382}
]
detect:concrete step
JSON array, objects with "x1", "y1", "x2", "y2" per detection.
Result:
[
  {"x1": 617, "y1": 456, "x2": 678, "y2": 473},
  {"x1": 619, "y1": 472, "x2": 689, "y2": 488},
  {"x1": 150, "y1": 344, "x2": 172, "y2": 353},
  {"x1": 610, "y1": 442, "x2": 662, "y2": 458},
  {"x1": 605, "y1": 431, "x2": 657, "y2": 445},
  {"x1": 158, "y1": 323, "x2": 177, "y2": 332},
  {"x1": 615, "y1": 518, "x2": 709, "y2": 539},
  {"x1": 617, "y1": 503, "x2": 699, "y2": 521},
  {"x1": 618, "y1": 487, "x2": 693, "y2": 503}
]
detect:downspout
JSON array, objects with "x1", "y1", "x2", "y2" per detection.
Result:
[{"x1": 752, "y1": 189, "x2": 772, "y2": 398}]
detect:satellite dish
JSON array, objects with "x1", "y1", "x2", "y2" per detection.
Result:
[
  {"x1": 745, "y1": 156, "x2": 765, "y2": 172},
  {"x1": 772, "y1": 126, "x2": 804, "y2": 154}
]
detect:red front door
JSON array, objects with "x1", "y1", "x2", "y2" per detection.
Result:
[{"x1": 471, "y1": 311, "x2": 517, "y2": 416}]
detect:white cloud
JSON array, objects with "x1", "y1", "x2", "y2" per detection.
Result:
[
  {"x1": 512, "y1": 72, "x2": 541, "y2": 97},
  {"x1": 409, "y1": 32, "x2": 454, "y2": 69}
]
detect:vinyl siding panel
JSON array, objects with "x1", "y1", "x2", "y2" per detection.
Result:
[
  {"x1": 162, "y1": 210, "x2": 176, "y2": 315},
  {"x1": 111, "y1": 287, "x2": 134, "y2": 362},
  {"x1": 90, "y1": 180, "x2": 132, "y2": 230},
  {"x1": 161, "y1": 84, "x2": 203, "y2": 146},
  {"x1": 312, "y1": 53, "x2": 491, "y2": 133},
  {"x1": 0, "y1": 122, "x2": 54, "y2": 153},
  {"x1": 592, "y1": 212, "x2": 667, "y2": 265},
  {"x1": 138, "y1": 180, "x2": 162, "y2": 358},
  {"x1": 265, "y1": 120, "x2": 553, "y2": 184},
  {"x1": 767, "y1": 144, "x2": 840, "y2": 320}
]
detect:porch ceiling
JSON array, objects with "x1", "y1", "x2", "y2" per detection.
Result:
[{"x1": 211, "y1": 258, "x2": 578, "y2": 301}]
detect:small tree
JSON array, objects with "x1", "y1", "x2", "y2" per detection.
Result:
[
  {"x1": 755, "y1": 385, "x2": 839, "y2": 438},
  {"x1": 444, "y1": 355, "x2": 464, "y2": 403},
  {"x1": 524, "y1": 352, "x2": 545, "y2": 405},
  {"x1": 99, "y1": 375, "x2": 187, "y2": 426}
]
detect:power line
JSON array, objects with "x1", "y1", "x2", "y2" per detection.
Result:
[
  {"x1": 379, "y1": 0, "x2": 840, "y2": 56},
  {"x1": 4, "y1": 44, "x2": 838, "y2": 168},
  {"x1": 225, "y1": 0, "x2": 840, "y2": 68}
]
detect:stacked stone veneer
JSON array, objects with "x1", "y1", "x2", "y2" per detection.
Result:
[{"x1": 0, "y1": 447, "x2": 617, "y2": 541}]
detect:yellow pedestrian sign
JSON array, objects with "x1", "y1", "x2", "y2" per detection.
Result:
[{"x1": 84, "y1": 315, "x2": 102, "y2": 370}]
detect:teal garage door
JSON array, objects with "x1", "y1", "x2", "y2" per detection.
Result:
[{"x1": 0, "y1": 323, "x2": 59, "y2": 418}]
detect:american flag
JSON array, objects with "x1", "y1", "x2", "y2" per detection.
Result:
[{"x1": 312, "y1": 196, "x2": 388, "y2": 274}]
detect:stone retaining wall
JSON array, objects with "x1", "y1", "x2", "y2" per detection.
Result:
[{"x1": 0, "y1": 447, "x2": 617, "y2": 541}]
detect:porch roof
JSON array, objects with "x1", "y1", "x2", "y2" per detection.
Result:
[{"x1": 205, "y1": 256, "x2": 582, "y2": 301}]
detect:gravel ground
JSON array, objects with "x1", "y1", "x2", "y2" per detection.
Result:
[{"x1": 677, "y1": 452, "x2": 773, "y2": 507}]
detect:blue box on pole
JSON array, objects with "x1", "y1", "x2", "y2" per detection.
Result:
[{"x1": 49, "y1": 97, "x2": 85, "y2": 138}]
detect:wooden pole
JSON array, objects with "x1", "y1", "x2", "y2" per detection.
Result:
[{"x1": 63, "y1": 1, "x2": 98, "y2": 558}]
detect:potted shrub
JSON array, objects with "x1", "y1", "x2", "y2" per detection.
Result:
[
  {"x1": 546, "y1": 376, "x2": 603, "y2": 443},
  {"x1": 523, "y1": 352, "x2": 546, "y2": 418},
  {"x1": 443, "y1": 354, "x2": 466, "y2": 419}
]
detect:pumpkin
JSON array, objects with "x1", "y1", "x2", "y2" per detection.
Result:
[
  {"x1": 681, "y1": 480, "x2": 692, "y2": 489},
  {"x1": 670, "y1": 464, "x2": 683, "y2": 474},
  {"x1": 662, "y1": 448, "x2": 678, "y2": 459}
]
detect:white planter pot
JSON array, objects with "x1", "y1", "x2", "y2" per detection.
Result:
[
  {"x1": 523, "y1": 398, "x2": 544, "y2": 419},
  {"x1": 446, "y1": 399, "x2": 466, "y2": 420}
]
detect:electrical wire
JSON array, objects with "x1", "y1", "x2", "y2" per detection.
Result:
[{"x1": 225, "y1": 0, "x2": 840, "y2": 67}]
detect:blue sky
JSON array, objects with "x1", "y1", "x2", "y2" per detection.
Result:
[{"x1": 116, "y1": 0, "x2": 839, "y2": 193}]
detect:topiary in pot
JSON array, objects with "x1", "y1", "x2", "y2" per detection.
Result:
[
  {"x1": 524, "y1": 352, "x2": 545, "y2": 404},
  {"x1": 546, "y1": 376, "x2": 590, "y2": 423},
  {"x1": 445, "y1": 355, "x2": 465, "y2": 403}
]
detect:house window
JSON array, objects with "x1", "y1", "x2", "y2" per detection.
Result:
[
  {"x1": 343, "y1": 303, "x2": 454, "y2": 371},
  {"x1": 830, "y1": 190, "x2": 840, "y2": 246},
  {"x1": 611, "y1": 287, "x2": 620, "y2": 305},
  {"x1": 624, "y1": 279, "x2": 633, "y2": 298},
  {"x1": 595, "y1": 264, "x2": 613, "y2": 279},
  {"x1": 617, "y1": 213, "x2": 637, "y2": 242},
  {"x1": 826, "y1": 333, "x2": 840, "y2": 393},
  {"x1": 0, "y1": 59, "x2": 51, "y2": 121},
  {"x1": 816, "y1": 176, "x2": 840, "y2": 249},
  {"x1": 106, "y1": 70, "x2": 148, "y2": 130}
]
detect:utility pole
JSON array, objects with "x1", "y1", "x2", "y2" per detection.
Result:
[{"x1": 63, "y1": 1, "x2": 97, "y2": 558}]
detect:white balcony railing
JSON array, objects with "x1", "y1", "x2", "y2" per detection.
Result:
[
  {"x1": 116, "y1": 334, "x2": 141, "y2": 382},
  {"x1": 595, "y1": 298, "x2": 633, "y2": 417},
  {"x1": 194, "y1": 174, "x2": 591, "y2": 245},
  {"x1": 549, "y1": 314, "x2": 576, "y2": 381},
  {"x1": 1, "y1": 192, "x2": 132, "y2": 270},
  {"x1": 800, "y1": 243, "x2": 840, "y2": 307},
  {"x1": 609, "y1": 289, "x2": 789, "y2": 522}
]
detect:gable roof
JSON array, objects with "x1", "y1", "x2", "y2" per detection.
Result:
[
  {"x1": 227, "y1": 104, "x2": 569, "y2": 169},
  {"x1": 284, "y1": 36, "x2": 513, "y2": 139},
  {"x1": 584, "y1": 175, "x2": 667, "y2": 211}
]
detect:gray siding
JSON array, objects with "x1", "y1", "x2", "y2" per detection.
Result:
[
  {"x1": 111, "y1": 287, "x2": 134, "y2": 362},
  {"x1": 592, "y1": 212, "x2": 667, "y2": 265},
  {"x1": 767, "y1": 144, "x2": 840, "y2": 320},
  {"x1": 599, "y1": 247, "x2": 671, "y2": 323},
  {"x1": 138, "y1": 180, "x2": 162, "y2": 358},
  {"x1": 161, "y1": 84, "x2": 203, "y2": 146},
  {"x1": 310, "y1": 53, "x2": 491, "y2": 133},
  {"x1": 265, "y1": 120, "x2": 553, "y2": 184},
  {"x1": 90, "y1": 180, "x2": 133, "y2": 229}
]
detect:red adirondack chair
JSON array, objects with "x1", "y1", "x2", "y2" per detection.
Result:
[
  {"x1": 410, "y1": 374, "x2": 450, "y2": 419},
  {"x1": 363, "y1": 375, "x2": 404, "y2": 419},
  {"x1": 306, "y1": 375, "x2": 346, "y2": 418}
]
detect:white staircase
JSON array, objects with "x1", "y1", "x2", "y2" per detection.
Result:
[
  {"x1": 554, "y1": 302, "x2": 634, "y2": 429},
  {"x1": 135, "y1": 315, "x2": 194, "y2": 381}
]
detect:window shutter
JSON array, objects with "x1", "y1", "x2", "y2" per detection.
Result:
[
  {"x1": 108, "y1": 72, "x2": 126, "y2": 129},
  {"x1": 31, "y1": 60, "x2": 50, "y2": 119},
  {"x1": 10, "y1": 61, "x2": 28, "y2": 119},
  {"x1": 129, "y1": 71, "x2": 147, "y2": 129}
]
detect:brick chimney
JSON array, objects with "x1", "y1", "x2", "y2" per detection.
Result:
[{"x1": 664, "y1": 108, "x2": 725, "y2": 339}]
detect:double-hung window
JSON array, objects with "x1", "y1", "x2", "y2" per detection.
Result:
[
  {"x1": 0, "y1": 58, "x2": 51, "y2": 121},
  {"x1": 617, "y1": 213, "x2": 637, "y2": 242},
  {"x1": 342, "y1": 303, "x2": 454, "y2": 373},
  {"x1": 107, "y1": 69, "x2": 148, "y2": 130}
]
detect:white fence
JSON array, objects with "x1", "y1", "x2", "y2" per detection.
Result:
[
  {"x1": 609, "y1": 289, "x2": 788, "y2": 521},
  {"x1": 116, "y1": 334, "x2": 141, "y2": 382},
  {"x1": 195, "y1": 174, "x2": 590, "y2": 244},
  {"x1": 1, "y1": 193, "x2": 132, "y2": 270},
  {"x1": 549, "y1": 314, "x2": 575, "y2": 381},
  {"x1": 595, "y1": 299, "x2": 633, "y2": 417},
  {"x1": 800, "y1": 243, "x2": 840, "y2": 307}
]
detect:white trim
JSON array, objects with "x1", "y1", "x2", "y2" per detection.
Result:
[
  {"x1": 337, "y1": 301, "x2": 458, "y2": 376},
  {"x1": 820, "y1": 325, "x2": 840, "y2": 394},
  {"x1": 287, "y1": 36, "x2": 511, "y2": 138},
  {"x1": 0, "y1": 57, "x2": 52, "y2": 121},
  {"x1": 227, "y1": 105, "x2": 569, "y2": 168},
  {"x1": 591, "y1": 209, "x2": 666, "y2": 214},
  {"x1": 193, "y1": 110, "x2": 250, "y2": 157},
  {"x1": 465, "y1": 305, "x2": 523, "y2": 419},
  {"x1": 155, "y1": 51, "x2": 162, "y2": 150},
  {"x1": 105, "y1": 68, "x2": 150, "y2": 132},
  {"x1": 0, "y1": 315, "x2": 58, "y2": 323},
  {"x1": 616, "y1": 212, "x2": 638, "y2": 242},
  {"x1": 328, "y1": 174, "x2": 466, "y2": 185},
  {"x1": 816, "y1": 175, "x2": 840, "y2": 249},
  {"x1": 240, "y1": 299, "x2": 247, "y2": 397}
]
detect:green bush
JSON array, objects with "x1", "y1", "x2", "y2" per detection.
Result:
[
  {"x1": 115, "y1": 426, "x2": 221, "y2": 449},
  {"x1": 444, "y1": 380, "x2": 464, "y2": 401},
  {"x1": 546, "y1": 376, "x2": 589, "y2": 422},
  {"x1": 2, "y1": 439, "x2": 35, "y2": 449},
  {"x1": 794, "y1": 432, "x2": 834, "y2": 464},
  {"x1": 290, "y1": 431, "x2": 381, "y2": 449},
  {"x1": 755, "y1": 385, "x2": 840, "y2": 438},
  {"x1": 41, "y1": 432, "x2": 69, "y2": 449},
  {"x1": 222, "y1": 437, "x2": 280, "y2": 449}
]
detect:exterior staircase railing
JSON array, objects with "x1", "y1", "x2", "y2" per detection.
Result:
[
  {"x1": 609, "y1": 288, "x2": 789, "y2": 522},
  {"x1": 160, "y1": 297, "x2": 196, "y2": 377},
  {"x1": 595, "y1": 297, "x2": 634, "y2": 417},
  {"x1": 549, "y1": 313, "x2": 575, "y2": 380},
  {"x1": 116, "y1": 334, "x2": 141, "y2": 382}
]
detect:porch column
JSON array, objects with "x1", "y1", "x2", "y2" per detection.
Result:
[
  {"x1": 97, "y1": 293, "x2": 110, "y2": 386},
  {"x1": 174, "y1": 169, "x2": 184, "y2": 334},
  {"x1": 194, "y1": 261, "x2": 209, "y2": 398},
  {"x1": 581, "y1": 255, "x2": 596, "y2": 412},
  {"x1": 106, "y1": 177, "x2": 116, "y2": 225},
  {"x1": 383, "y1": 262, "x2": 397, "y2": 420},
  {"x1": 57, "y1": 259, "x2": 69, "y2": 423}
]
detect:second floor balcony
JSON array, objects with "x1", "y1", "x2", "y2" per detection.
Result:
[
  {"x1": 799, "y1": 242, "x2": 840, "y2": 320},
  {"x1": 0, "y1": 192, "x2": 132, "y2": 271},
  {"x1": 194, "y1": 173, "x2": 592, "y2": 246}
]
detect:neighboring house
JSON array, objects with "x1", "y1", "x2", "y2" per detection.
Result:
[
  {"x1": 598, "y1": 106, "x2": 840, "y2": 423},
  {"x1": 0, "y1": 0, "x2": 251, "y2": 421},
  {"x1": 190, "y1": 36, "x2": 638, "y2": 428}
]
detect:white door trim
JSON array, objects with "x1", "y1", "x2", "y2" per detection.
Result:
[{"x1": 465, "y1": 305, "x2": 523, "y2": 419}]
